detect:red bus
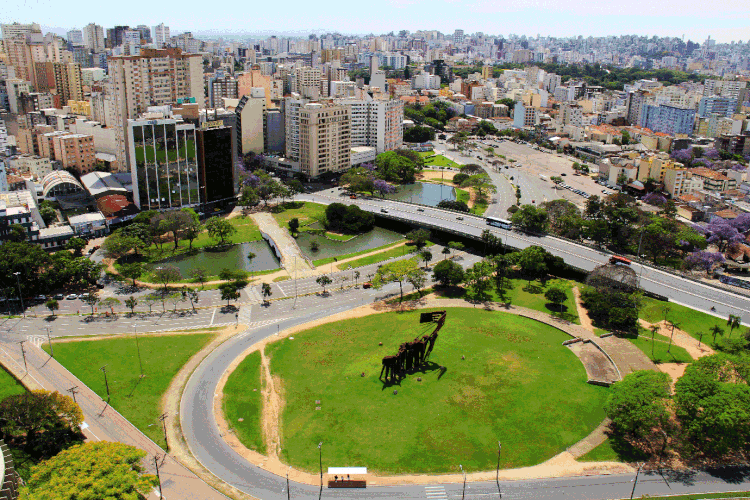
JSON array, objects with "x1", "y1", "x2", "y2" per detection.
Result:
[{"x1": 610, "y1": 255, "x2": 631, "y2": 266}]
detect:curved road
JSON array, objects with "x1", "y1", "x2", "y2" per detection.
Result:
[{"x1": 180, "y1": 192, "x2": 750, "y2": 499}]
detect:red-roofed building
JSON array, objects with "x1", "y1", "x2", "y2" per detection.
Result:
[{"x1": 96, "y1": 194, "x2": 139, "y2": 225}]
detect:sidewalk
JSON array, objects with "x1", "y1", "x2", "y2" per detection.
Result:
[
  {"x1": 250, "y1": 212, "x2": 316, "y2": 278},
  {"x1": 0, "y1": 340, "x2": 229, "y2": 500}
]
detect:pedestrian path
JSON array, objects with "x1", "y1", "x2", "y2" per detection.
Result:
[{"x1": 250, "y1": 213, "x2": 316, "y2": 278}]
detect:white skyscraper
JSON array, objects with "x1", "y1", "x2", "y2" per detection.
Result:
[
  {"x1": 83, "y1": 23, "x2": 105, "y2": 52},
  {"x1": 153, "y1": 23, "x2": 170, "y2": 49}
]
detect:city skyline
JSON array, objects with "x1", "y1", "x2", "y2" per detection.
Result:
[{"x1": 1, "y1": 0, "x2": 748, "y2": 44}]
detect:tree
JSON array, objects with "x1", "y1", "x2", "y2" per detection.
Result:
[
  {"x1": 407, "y1": 268, "x2": 427, "y2": 297},
  {"x1": 373, "y1": 179, "x2": 397, "y2": 197},
  {"x1": 124, "y1": 296, "x2": 138, "y2": 315},
  {"x1": 153, "y1": 265, "x2": 182, "y2": 291},
  {"x1": 261, "y1": 282, "x2": 272, "y2": 304},
  {"x1": 45, "y1": 298, "x2": 59, "y2": 317},
  {"x1": 461, "y1": 174, "x2": 497, "y2": 199},
  {"x1": 375, "y1": 150, "x2": 422, "y2": 183},
  {"x1": 464, "y1": 260, "x2": 494, "y2": 302},
  {"x1": 511, "y1": 205, "x2": 549, "y2": 234},
  {"x1": 65, "y1": 237, "x2": 87, "y2": 257},
  {"x1": 544, "y1": 285, "x2": 568, "y2": 312},
  {"x1": 710, "y1": 325, "x2": 724, "y2": 343},
  {"x1": 24, "y1": 441, "x2": 158, "y2": 500},
  {"x1": 541, "y1": 200, "x2": 584, "y2": 239},
  {"x1": 219, "y1": 283, "x2": 241, "y2": 307},
  {"x1": 448, "y1": 241, "x2": 464, "y2": 256},
  {"x1": 442, "y1": 246, "x2": 451, "y2": 260},
  {"x1": 143, "y1": 294, "x2": 159, "y2": 314},
  {"x1": 81, "y1": 294, "x2": 99, "y2": 315},
  {"x1": 316, "y1": 275, "x2": 332, "y2": 294},
  {"x1": 190, "y1": 266, "x2": 209, "y2": 286},
  {"x1": 604, "y1": 370, "x2": 671, "y2": 439},
  {"x1": 419, "y1": 249, "x2": 433, "y2": 269},
  {"x1": 288, "y1": 217, "x2": 300, "y2": 234},
  {"x1": 205, "y1": 217, "x2": 237, "y2": 245},
  {"x1": 514, "y1": 246, "x2": 550, "y2": 284},
  {"x1": 727, "y1": 314, "x2": 742, "y2": 338},
  {"x1": 167, "y1": 292, "x2": 185, "y2": 313},
  {"x1": 39, "y1": 204, "x2": 57, "y2": 225},
  {"x1": 9, "y1": 223, "x2": 26, "y2": 242},
  {"x1": 182, "y1": 288, "x2": 199, "y2": 312},
  {"x1": 325, "y1": 203, "x2": 375, "y2": 233},
  {"x1": 372, "y1": 259, "x2": 421, "y2": 302},
  {"x1": 437, "y1": 199, "x2": 470, "y2": 212},
  {"x1": 0, "y1": 390, "x2": 83, "y2": 460},
  {"x1": 181, "y1": 213, "x2": 203, "y2": 250},
  {"x1": 403, "y1": 125, "x2": 435, "y2": 143},
  {"x1": 406, "y1": 228, "x2": 431, "y2": 250},
  {"x1": 650, "y1": 324, "x2": 660, "y2": 359},
  {"x1": 118, "y1": 262, "x2": 144, "y2": 287},
  {"x1": 432, "y1": 259, "x2": 465, "y2": 287},
  {"x1": 100, "y1": 297, "x2": 120, "y2": 314}
]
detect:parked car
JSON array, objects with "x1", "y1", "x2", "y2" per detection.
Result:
[
  {"x1": 66, "y1": 294, "x2": 78, "y2": 300},
  {"x1": 35, "y1": 295, "x2": 47, "y2": 302},
  {"x1": 362, "y1": 282, "x2": 372, "y2": 289},
  {"x1": 561, "y1": 173, "x2": 567, "y2": 176},
  {"x1": 54, "y1": 294, "x2": 64, "y2": 300},
  {"x1": 380, "y1": 209, "x2": 388, "y2": 213},
  {"x1": 349, "y1": 195, "x2": 357, "y2": 199}
]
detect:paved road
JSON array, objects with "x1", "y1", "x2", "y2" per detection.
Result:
[{"x1": 300, "y1": 191, "x2": 750, "y2": 323}]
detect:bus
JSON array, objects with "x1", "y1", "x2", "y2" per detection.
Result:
[
  {"x1": 486, "y1": 217, "x2": 513, "y2": 230},
  {"x1": 609, "y1": 255, "x2": 632, "y2": 266}
]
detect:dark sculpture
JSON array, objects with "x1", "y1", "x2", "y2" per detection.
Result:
[{"x1": 379, "y1": 311, "x2": 447, "y2": 383}]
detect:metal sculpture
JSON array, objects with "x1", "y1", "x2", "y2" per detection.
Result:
[{"x1": 379, "y1": 311, "x2": 447, "y2": 383}]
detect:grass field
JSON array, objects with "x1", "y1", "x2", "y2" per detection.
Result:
[
  {"x1": 627, "y1": 331, "x2": 694, "y2": 364},
  {"x1": 223, "y1": 350, "x2": 265, "y2": 454},
  {"x1": 0, "y1": 365, "x2": 26, "y2": 402},
  {"x1": 437, "y1": 277, "x2": 580, "y2": 324},
  {"x1": 258, "y1": 308, "x2": 608, "y2": 474},
  {"x1": 44, "y1": 333, "x2": 214, "y2": 448},
  {"x1": 313, "y1": 241, "x2": 405, "y2": 267},
  {"x1": 419, "y1": 152, "x2": 460, "y2": 169},
  {"x1": 577, "y1": 437, "x2": 648, "y2": 463},
  {"x1": 337, "y1": 243, "x2": 430, "y2": 270},
  {"x1": 639, "y1": 298, "x2": 725, "y2": 342},
  {"x1": 271, "y1": 202, "x2": 327, "y2": 229}
]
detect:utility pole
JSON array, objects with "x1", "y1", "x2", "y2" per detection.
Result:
[
  {"x1": 13, "y1": 272, "x2": 24, "y2": 318},
  {"x1": 287, "y1": 466, "x2": 292, "y2": 500},
  {"x1": 67, "y1": 386, "x2": 79, "y2": 404},
  {"x1": 18, "y1": 341, "x2": 27, "y2": 373},
  {"x1": 630, "y1": 462, "x2": 643, "y2": 499},
  {"x1": 318, "y1": 442, "x2": 323, "y2": 500},
  {"x1": 496, "y1": 441, "x2": 502, "y2": 498},
  {"x1": 100, "y1": 366, "x2": 110, "y2": 402},
  {"x1": 46, "y1": 327, "x2": 53, "y2": 357},
  {"x1": 159, "y1": 413, "x2": 169, "y2": 451},
  {"x1": 134, "y1": 326, "x2": 143, "y2": 378},
  {"x1": 154, "y1": 454, "x2": 165, "y2": 500},
  {"x1": 460, "y1": 464, "x2": 466, "y2": 500}
]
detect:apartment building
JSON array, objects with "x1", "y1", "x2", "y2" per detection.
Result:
[
  {"x1": 153, "y1": 23, "x2": 170, "y2": 49},
  {"x1": 298, "y1": 103, "x2": 351, "y2": 178},
  {"x1": 52, "y1": 62, "x2": 84, "y2": 105},
  {"x1": 83, "y1": 23, "x2": 105, "y2": 52},
  {"x1": 698, "y1": 96, "x2": 737, "y2": 118},
  {"x1": 335, "y1": 97, "x2": 403, "y2": 153},
  {"x1": 231, "y1": 88, "x2": 266, "y2": 155},
  {"x1": 291, "y1": 67, "x2": 322, "y2": 99},
  {"x1": 689, "y1": 167, "x2": 736, "y2": 192},
  {"x1": 52, "y1": 134, "x2": 95, "y2": 175},
  {"x1": 513, "y1": 101, "x2": 539, "y2": 128},
  {"x1": 108, "y1": 47, "x2": 204, "y2": 166},
  {"x1": 639, "y1": 104, "x2": 695, "y2": 135},
  {"x1": 209, "y1": 74, "x2": 239, "y2": 108}
]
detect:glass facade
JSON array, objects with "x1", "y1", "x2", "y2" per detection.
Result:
[{"x1": 130, "y1": 120, "x2": 199, "y2": 210}]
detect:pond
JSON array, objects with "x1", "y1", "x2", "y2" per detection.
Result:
[
  {"x1": 155, "y1": 240, "x2": 280, "y2": 277},
  {"x1": 296, "y1": 225, "x2": 403, "y2": 262},
  {"x1": 382, "y1": 182, "x2": 456, "y2": 206}
]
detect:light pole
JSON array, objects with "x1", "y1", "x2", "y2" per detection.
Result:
[
  {"x1": 630, "y1": 462, "x2": 643, "y2": 499},
  {"x1": 287, "y1": 465, "x2": 292, "y2": 500},
  {"x1": 18, "y1": 341, "x2": 27, "y2": 373},
  {"x1": 100, "y1": 365, "x2": 110, "y2": 403},
  {"x1": 318, "y1": 442, "x2": 323, "y2": 500},
  {"x1": 46, "y1": 327, "x2": 53, "y2": 357},
  {"x1": 496, "y1": 441, "x2": 502, "y2": 498},
  {"x1": 13, "y1": 272, "x2": 24, "y2": 318},
  {"x1": 134, "y1": 326, "x2": 144, "y2": 378},
  {"x1": 459, "y1": 464, "x2": 466, "y2": 500}
]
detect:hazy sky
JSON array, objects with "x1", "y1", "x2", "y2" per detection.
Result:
[{"x1": 2, "y1": 0, "x2": 747, "y2": 43}]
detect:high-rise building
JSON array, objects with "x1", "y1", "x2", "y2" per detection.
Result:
[
  {"x1": 297, "y1": 102, "x2": 350, "y2": 178},
  {"x1": 335, "y1": 97, "x2": 403, "y2": 153},
  {"x1": 626, "y1": 90, "x2": 648, "y2": 126},
  {"x1": 127, "y1": 117, "x2": 200, "y2": 210},
  {"x1": 108, "y1": 47, "x2": 204, "y2": 166},
  {"x1": 67, "y1": 29, "x2": 84, "y2": 46},
  {"x1": 4, "y1": 32, "x2": 63, "y2": 89},
  {"x1": 83, "y1": 23, "x2": 105, "y2": 52},
  {"x1": 209, "y1": 74, "x2": 239, "y2": 108},
  {"x1": 106, "y1": 26, "x2": 129, "y2": 48},
  {"x1": 136, "y1": 25, "x2": 151, "y2": 43},
  {"x1": 291, "y1": 67, "x2": 321, "y2": 99},
  {"x1": 52, "y1": 62, "x2": 83, "y2": 105},
  {"x1": 153, "y1": 23, "x2": 170, "y2": 49},
  {"x1": 52, "y1": 133, "x2": 96, "y2": 175},
  {"x1": 1, "y1": 22, "x2": 41, "y2": 40},
  {"x1": 232, "y1": 88, "x2": 266, "y2": 155},
  {"x1": 698, "y1": 96, "x2": 737, "y2": 118},
  {"x1": 196, "y1": 125, "x2": 236, "y2": 210},
  {"x1": 513, "y1": 101, "x2": 539, "y2": 128},
  {"x1": 640, "y1": 104, "x2": 695, "y2": 136}
]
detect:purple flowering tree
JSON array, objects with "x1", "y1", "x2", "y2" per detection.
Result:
[
  {"x1": 643, "y1": 192, "x2": 667, "y2": 207},
  {"x1": 704, "y1": 148, "x2": 721, "y2": 161},
  {"x1": 706, "y1": 218, "x2": 744, "y2": 252},
  {"x1": 670, "y1": 148, "x2": 693, "y2": 165},
  {"x1": 361, "y1": 162, "x2": 377, "y2": 173},
  {"x1": 684, "y1": 251, "x2": 725, "y2": 275},
  {"x1": 373, "y1": 178, "x2": 397, "y2": 198},
  {"x1": 731, "y1": 213, "x2": 750, "y2": 233}
]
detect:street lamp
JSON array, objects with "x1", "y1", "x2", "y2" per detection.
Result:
[
  {"x1": 318, "y1": 442, "x2": 323, "y2": 500},
  {"x1": 13, "y1": 272, "x2": 24, "y2": 318},
  {"x1": 134, "y1": 326, "x2": 144, "y2": 378},
  {"x1": 459, "y1": 464, "x2": 466, "y2": 500},
  {"x1": 287, "y1": 465, "x2": 292, "y2": 500}
]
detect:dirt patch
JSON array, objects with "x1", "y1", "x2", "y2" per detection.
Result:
[
  {"x1": 658, "y1": 363, "x2": 688, "y2": 390},
  {"x1": 638, "y1": 319, "x2": 715, "y2": 360},
  {"x1": 260, "y1": 348, "x2": 284, "y2": 459},
  {"x1": 572, "y1": 286, "x2": 595, "y2": 332}
]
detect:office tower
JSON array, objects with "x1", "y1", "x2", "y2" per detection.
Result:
[
  {"x1": 127, "y1": 117, "x2": 200, "y2": 210},
  {"x1": 196, "y1": 125, "x2": 236, "y2": 210},
  {"x1": 106, "y1": 26, "x2": 130, "y2": 48},
  {"x1": 108, "y1": 47, "x2": 204, "y2": 166},
  {"x1": 153, "y1": 23, "x2": 170, "y2": 49},
  {"x1": 83, "y1": 23, "x2": 105, "y2": 52}
]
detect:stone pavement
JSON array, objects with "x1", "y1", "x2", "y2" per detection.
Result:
[{"x1": 249, "y1": 212, "x2": 316, "y2": 278}]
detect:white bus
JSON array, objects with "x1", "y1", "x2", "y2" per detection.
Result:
[{"x1": 486, "y1": 217, "x2": 513, "y2": 229}]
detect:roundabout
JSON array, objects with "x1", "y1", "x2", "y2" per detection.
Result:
[{"x1": 216, "y1": 304, "x2": 612, "y2": 480}]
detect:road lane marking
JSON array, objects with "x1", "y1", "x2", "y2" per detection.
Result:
[{"x1": 210, "y1": 307, "x2": 217, "y2": 326}]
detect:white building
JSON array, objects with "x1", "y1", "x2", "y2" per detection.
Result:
[
  {"x1": 335, "y1": 96, "x2": 404, "y2": 153},
  {"x1": 82, "y1": 23, "x2": 105, "y2": 52},
  {"x1": 153, "y1": 23, "x2": 170, "y2": 49},
  {"x1": 412, "y1": 71, "x2": 440, "y2": 90},
  {"x1": 351, "y1": 146, "x2": 377, "y2": 166}
]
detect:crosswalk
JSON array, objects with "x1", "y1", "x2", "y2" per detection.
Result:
[{"x1": 425, "y1": 485, "x2": 447, "y2": 499}]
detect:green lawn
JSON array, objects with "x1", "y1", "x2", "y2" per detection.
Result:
[
  {"x1": 639, "y1": 297, "x2": 725, "y2": 342},
  {"x1": 271, "y1": 202, "x2": 327, "y2": 229},
  {"x1": 43, "y1": 333, "x2": 214, "y2": 448},
  {"x1": 313, "y1": 241, "x2": 405, "y2": 267},
  {"x1": 258, "y1": 308, "x2": 608, "y2": 474},
  {"x1": 455, "y1": 188, "x2": 488, "y2": 216},
  {"x1": 223, "y1": 350, "x2": 265, "y2": 454},
  {"x1": 627, "y1": 331, "x2": 694, "y2": 364},
  {"x1": 337, "y1": 243, "x2": 431, "y2": 270},
  {"x1": 577, "y1": 437, "x2": 648, "y2": 463},
  {"x1": 419, "y1": 152, "x2": 460, "y2": 169},
  {"x1": 0, "y1": 365, "x2": 26, "y2": 402},
  {"x1": 437, "y1": 277, "x2": 580, "y2": 324}
]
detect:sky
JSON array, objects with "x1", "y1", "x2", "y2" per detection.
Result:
[{"x1": 2, "y1": 0, "x2": 748, "y2": 43}]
